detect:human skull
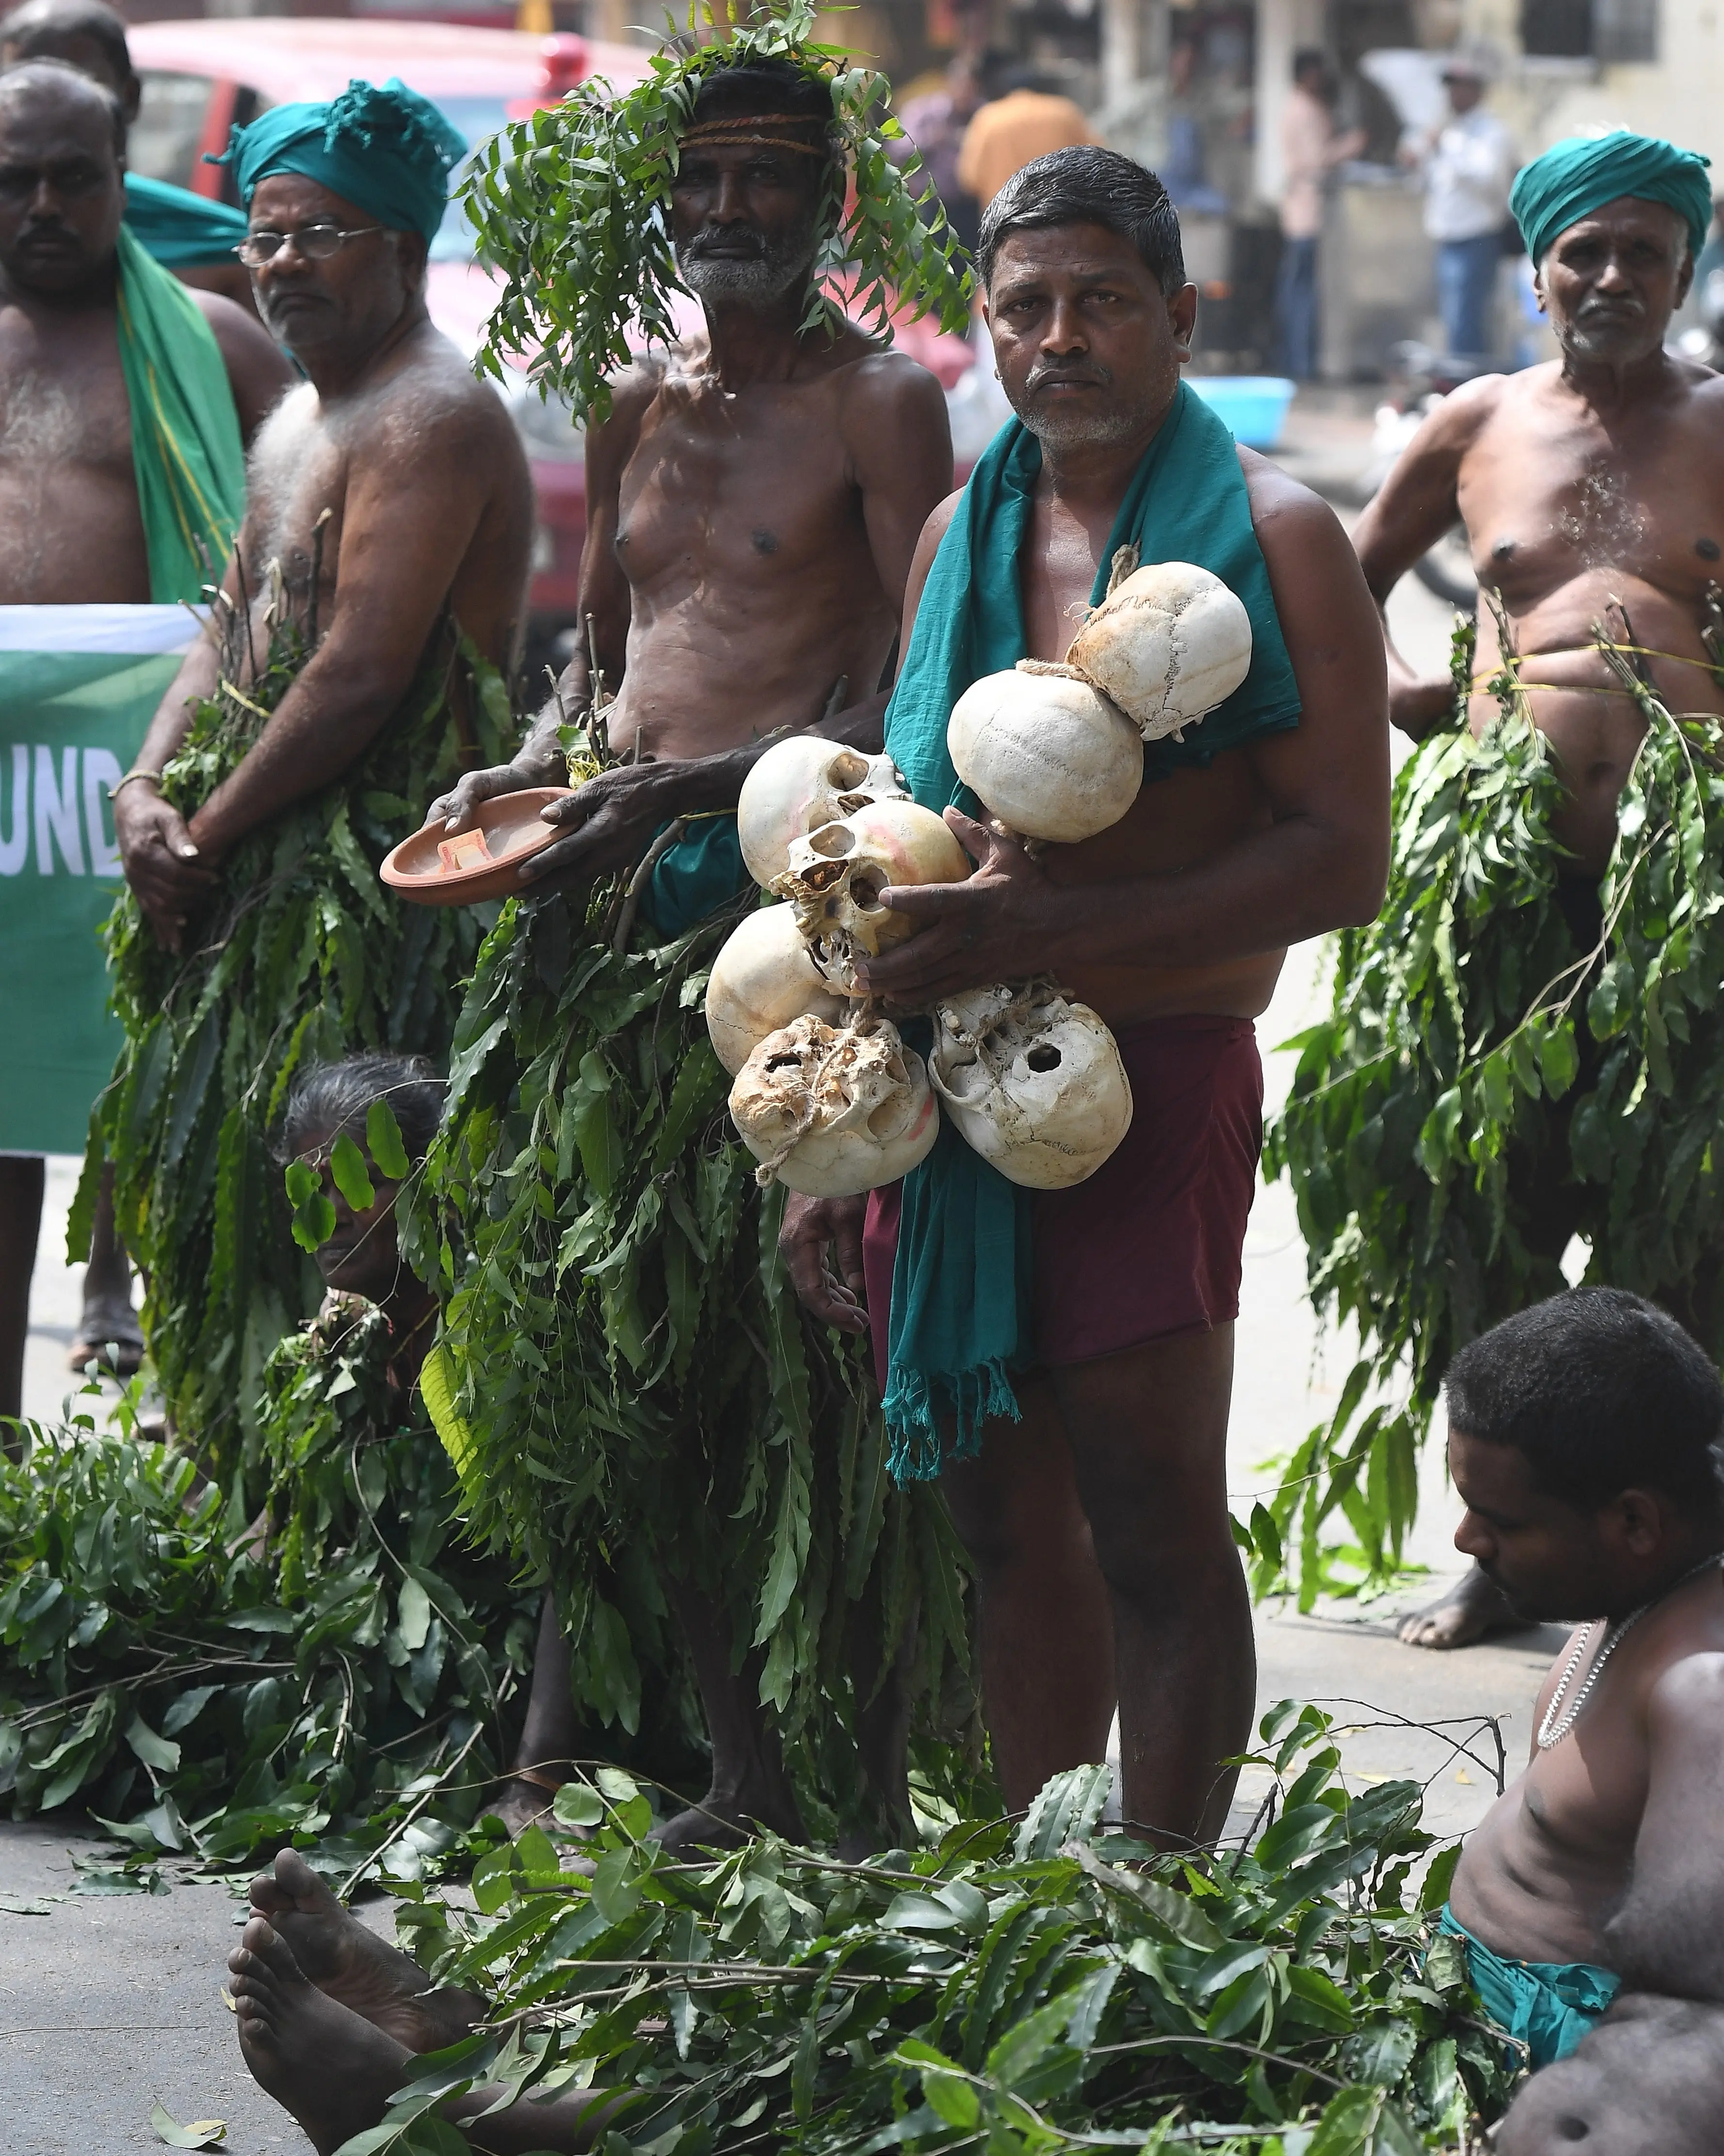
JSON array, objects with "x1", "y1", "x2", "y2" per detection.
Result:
[
  {"x1": 704, "y1": 903, "x2": 849, "y2": 1075},
  {"x1": 948, "y1": 664, "x2": 1143, "y2": 843},
  {"x1": 929, "y1": 982, "x2": 1132, "y2": 1188},
  {"x1": 770, "y1": 797, "x2": 970, "y2": 991},
  {"x1": 737, "y1": 733, "x2": 909, "y2": 888},
  {"x1": 1065, "y1": 560, "x2": 1253, "y2": 743},
  {"x1": 729, "y1": 1013, "x2": 940, "y2": 1196}
]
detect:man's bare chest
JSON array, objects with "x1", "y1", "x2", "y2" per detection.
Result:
[
  {"x1": 243, "y1": 389, "x2": 347, "y2": 571},
  {"x1": 1462, "y1": 407, "x2": 1724, "y2": 613},
  {"x1": 617, "y1": 392, "x2": 865, "y2": 592},
  {"x1": 0, "y1": 311, "x2": 132, "y2": 472}
]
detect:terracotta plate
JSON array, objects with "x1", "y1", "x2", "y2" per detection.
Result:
[{"x1": 380, "y1": 787, "x2": 575, "y2": 907}]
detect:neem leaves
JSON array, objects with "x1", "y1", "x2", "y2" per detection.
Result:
[{"x1": 461, "y1": 0, "x2": 973, "y2": 421}]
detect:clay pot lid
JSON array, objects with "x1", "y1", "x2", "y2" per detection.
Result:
[{"x1": 380, "y1": 787, "x2": 575, "y2": 907}]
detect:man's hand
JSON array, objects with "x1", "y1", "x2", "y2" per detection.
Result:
[
  {"x1": 854, "y1": 808, "x2": 1045, "y2": 1005},
  {"x1": 426, "y1": 738, "x2": 569, "y2": 834},
  {"x1": 1391, "y1": 674, "x2": 1461, "y2": 742},
  {"x1": 115, "y1": 787, "x2": 217, "y2": 953},
  {"x1": 778, "y1": 1190, "x2": 870, "y2": 1334},
  {"x1": 518, "y1": 759, "x2": 697, "y2": 889}
]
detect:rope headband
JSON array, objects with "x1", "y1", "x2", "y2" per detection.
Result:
[{"x1": 678, "y1": 112, "x2": 832, "y2": 158}]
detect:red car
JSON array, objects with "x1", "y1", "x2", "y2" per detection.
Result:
[{"x1": 127, "y1": 18, "x2": 980, "y2": 666}]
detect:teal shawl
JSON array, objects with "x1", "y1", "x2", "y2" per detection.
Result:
[{"x1": 880, "y1": 382, "x2": 1301, "y2": 1480}]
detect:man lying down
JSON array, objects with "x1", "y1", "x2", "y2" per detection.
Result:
[{"x1": 227, "y1": 1282, "x2": 1724, "y2": 2150}]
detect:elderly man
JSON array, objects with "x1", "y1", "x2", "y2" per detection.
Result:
[
  {"x1": 102, "y1": 77, "x2": 531, "y2": 1470},
  {"x1": 1274, "y1": 131, "x2": 1724, "y2": 1653},
  {"x1": 0, "y1": 0, "x2": 250, "y2": 303},
  {"x1": 413, "y1": 49, "x2": 966, "y2": 1848},
  {"x1": 1423, "y1": 1291, "x2": 1724, "y2": 2151},
  {"x1": 784, "y1": 146, "x2": 1389, "y2": 1847},
  {"x1": 0, "y1": 58, "x2": 287, "y2": 1417}
]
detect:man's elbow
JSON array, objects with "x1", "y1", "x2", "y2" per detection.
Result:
[{"x1": 1302, "y1": 824, "x2": 1389, "y2": 936}]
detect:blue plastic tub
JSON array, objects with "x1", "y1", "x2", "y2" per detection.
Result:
[{"x1": 1184, "y1": 375, "x2": 1296, "y2": 451}]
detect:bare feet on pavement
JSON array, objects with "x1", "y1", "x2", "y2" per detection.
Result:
[
  {"x1": 650, "y1": 1783, "x2": 804, "y2": 1857},
  {"x1": 248, "y1": 1848, "x2": 486, "y2": 2050},
  {"x1": 229, "y1": 1913, "x2": 416, "y2": 2156},
  {"x1": 1397, "y1": 1560, "x2": 1518, "y2": 1651}
]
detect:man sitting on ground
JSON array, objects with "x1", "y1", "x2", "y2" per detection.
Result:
[{"x1": 1436, "y1": 1288, "x2": 1724, "y2": 2144}]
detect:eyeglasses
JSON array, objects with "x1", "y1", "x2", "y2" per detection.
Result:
[{"x1": 234, "y1": 221, "x2": 382, "y2": 267}]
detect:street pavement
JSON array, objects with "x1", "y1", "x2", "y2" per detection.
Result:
[{"x1": 1, "y1": 399, "x2": 1562, "y2": 2152}]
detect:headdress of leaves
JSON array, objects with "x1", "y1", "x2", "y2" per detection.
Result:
[{"x1": 462, "y1": 0, "x2": 973, "y2": 420}]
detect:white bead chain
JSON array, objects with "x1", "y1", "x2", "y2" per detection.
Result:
[{"x1": 1536, "y1": 1554, "x2": 1722, "y2": 1751}]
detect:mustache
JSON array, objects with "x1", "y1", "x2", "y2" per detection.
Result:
[
  {"x1": 1023, "y1": 359, "x2": 1113, "y2": 394},
  {"x1": 681, "y1": 222, "x2": 769, "y2": 259}
]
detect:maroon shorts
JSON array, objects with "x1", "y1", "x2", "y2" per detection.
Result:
[{"x1": 863, "y1": 1013, "x2": 1263, "y2": 1382}]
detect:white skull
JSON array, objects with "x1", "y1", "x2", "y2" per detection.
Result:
[
  {"x1": 948, "y1": 664, "x2": 1143, "y2": 844},
  {"x1": 929, "y1": 982, "x2": 1132, "y2": 1188},
  {"x1": 1065, "y1": 560, "x2": 1253, "y2": 743},
  {"x1": 737, "y1": 733, "x2": 909, "y2": 889},
  {"x1": 770, "y1": 798, "x2": 970, "y2": 991},
  {"x1": 704, "y1": 903, "x2": 849, "y2": 1075},
  {"x1": 729, "y1": 1013, "x2": 940, "y2": 1196}
]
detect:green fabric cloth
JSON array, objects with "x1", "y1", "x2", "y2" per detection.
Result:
[
  {"x1": 1510, "y1": 130, "x2": 1713, "y2": 267},
  {"x1": 643, "y1": 812, "x2": 750, "y2": 938},
  {"x1": 114, "y1": 224, "x2": 245, "y2": 604},
  {"x1": 879, "y1": 384, "x2": 1302, "y2": 1479},
  {"x1": 216, "y1": 77, "x2": 466, "y2": 241},
  {"x1": 123, "y1": 174, "x2": 247, "y2": 269},
  {"x1": 1439, "y1": 1907, "x2": 1619, "y2": 2067}
]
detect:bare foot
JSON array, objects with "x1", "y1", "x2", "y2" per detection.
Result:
[
  {"x1": 249, "y1": 1848, "x2": 485, "y2": 2050},
  {"x1": 66, "y1": 1301, "x2": 143, "y2": 1376},
  {"x1": 650, "y1": 1787, "x2": 803, "y2": 1857},
  {"x1": 229, "y1": 1915, "x2": 413, "y2": 2156},
  {"x1": 490, "y1": 1772, "x2": 562, "y2": 1836},
  {"x1": 1397, "y1": 1562, "x2": 1518, "y2": 1651}
]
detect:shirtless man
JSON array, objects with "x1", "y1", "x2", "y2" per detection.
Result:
[
  {"x1": 782, "y1": 147, "x2": 1389, "y2": 1845},
  {"x1": 1350, "y1": 131, "x2": 1724, "y2": 1653},
  {"x1": 116, "y1": 95, "x2": 530, "y2": 939},
  {"x1": 0, "y1": 61, "x2": 287, "y2": 1415},
  {"x1": 425, "y1": 57, "x2": 954, "y2": 1841},
  {"x1": 1434, "y1": 1288, "x2": 1724, "y2": 2148}
]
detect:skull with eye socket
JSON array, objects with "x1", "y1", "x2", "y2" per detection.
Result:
[
  {"x1": 728, "y1": 1012, "x2": 939, "y2": 1196},
  {"x1": 929, "y1": 981, "x2": 1133, "y2": 1188},
  {"x1": 737, "y1": 734, "x2": 910, "y2": 888},
  {"x1": 770, "y1": 798, "x2": 971, "y2": 991}
]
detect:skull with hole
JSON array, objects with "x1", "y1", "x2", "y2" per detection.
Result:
[
  {"x1": 729, "y1": 1013, "x2": 940, "y2": 1196},
  {"x1": 737, "y1": 733, "x2": 909, "y2": 888},
  {"x1": 704, "y1": 903, "x2": 850, "y2": 1075},
  {"x1": 1065, "y1": 560, "x2": 1253, "y2": 743},
  {"x1": 770, "y1": 797, "x2": 971, "y2": 991},
  {"x1": 948, "y1": 664, "x2": 1144, "y2": 843},
  {"x1": 929, "y1": 982, "x2": 1132, "y2": 1188}
]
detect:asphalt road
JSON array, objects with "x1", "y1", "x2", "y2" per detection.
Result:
[{"x1": 2, "y1": 403, "x2": 1561, "y2": 2155}]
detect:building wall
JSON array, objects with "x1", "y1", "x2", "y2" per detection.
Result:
[{"x1": 1460, "y1": 0, "x2": 1723, "y2": 167}]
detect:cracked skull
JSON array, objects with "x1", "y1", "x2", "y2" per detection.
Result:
[
  {"x1": 729, "y1": 1013, "x2": 940, "y2": 1196},
  {"x1": 704, "y1": 903, "x2": 849, "y2": 1075},
  {"x1": 929, "y1": 982, "x2": 1132, "y2": 1188},
  {"x1": 948, "y1": 664, "x2": 1143, "y2": 843},
  {"x1": 737, "y1": 733, "x2": 909, "y2": 888},
  {"x1": 1065, "y1": 560, "x2": 1252, "y2": 743},
  {"x1": 770, "y1": 798, "x2": 970, "y2": 990}
]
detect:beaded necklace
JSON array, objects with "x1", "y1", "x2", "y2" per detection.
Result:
[{"x1": 1535, "y1": 1553, "x2": 1723, "y2": 1751}]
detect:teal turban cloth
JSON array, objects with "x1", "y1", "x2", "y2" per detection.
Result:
[
  {"x1": 1510, "y1": 130, "x2": 1713, "y2": 267},
  {"x1": 215, "y1": 78, "x2": 467, "y2": 241}
]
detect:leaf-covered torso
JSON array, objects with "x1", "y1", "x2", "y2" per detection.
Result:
[{"x1": 97, "y1": 597, "x2": 512, "y2": 1491}]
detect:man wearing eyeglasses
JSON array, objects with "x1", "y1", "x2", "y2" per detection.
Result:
[
  {"x1": 98, "y1": 79, "x2": 532, "y2": 1474},
  {"x1": 0, "y1": 58, "x2": 288, "y2": 1420}
]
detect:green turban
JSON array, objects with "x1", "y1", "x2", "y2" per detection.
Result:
[
  {"x1": 215, "y1": 78, "x2": 467, "y2": 242},
  {"x1": 1510, "y1": 130, "x2": 1713, "y2": 268}
]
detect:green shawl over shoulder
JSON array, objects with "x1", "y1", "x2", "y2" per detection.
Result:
[
  {"x1": 115, "y1": 224, "x2": 246, "y2": 603},
  {"x1": 881, "y1": 383, "x2": 1300, "y2": 1479}
]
